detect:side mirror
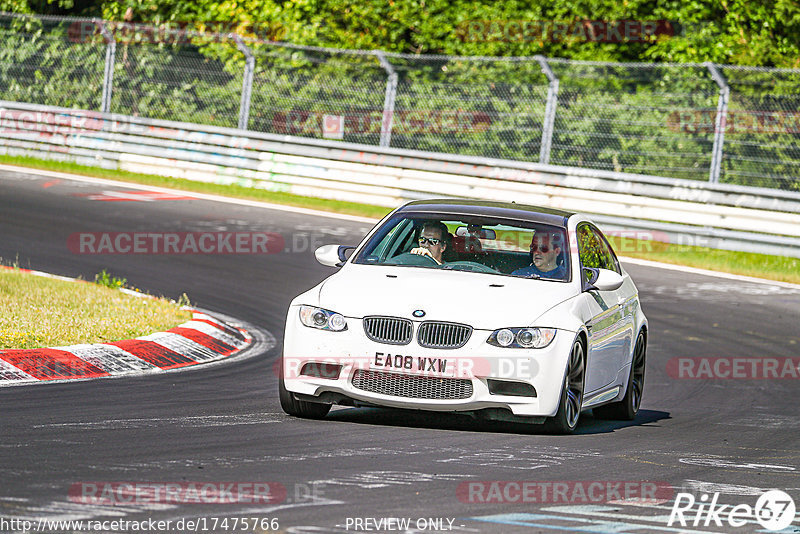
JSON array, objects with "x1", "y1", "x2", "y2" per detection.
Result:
[
  {"x1": 315, "y1": 245, "x2": 355, "y2": 268},
  {"x1": 592, "y1": 268, "x2": 624, "y2": 291}
]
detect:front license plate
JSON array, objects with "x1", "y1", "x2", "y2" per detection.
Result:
[{"x1": 371, "y1": 352, "x2": 451, "y2": 376}]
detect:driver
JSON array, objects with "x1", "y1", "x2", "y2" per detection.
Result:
[
  {"x1": 410, "y1": 221, "x2": 448, "y2": 265},
  {"x1": 512, "y1": 231, "x2": 566, "y2": 279}
]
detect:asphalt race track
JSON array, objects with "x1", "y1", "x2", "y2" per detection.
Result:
[{"x1": 1, "y1": 167, "x2": 799, "y2": 534}]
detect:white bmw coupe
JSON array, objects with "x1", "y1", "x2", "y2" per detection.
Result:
[{"x1": 280, "y1": 200, "x2": 647, "y2": 433}]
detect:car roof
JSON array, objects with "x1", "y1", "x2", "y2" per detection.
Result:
[{"x1": 397, "y1": 199, "x2": 574, "y2": 226}]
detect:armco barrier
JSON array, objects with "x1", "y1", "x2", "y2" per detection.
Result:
[{"x1": 1, "y1": 100, "x2": 799, "y2": 258}]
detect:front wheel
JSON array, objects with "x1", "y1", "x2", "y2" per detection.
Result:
[
  {"x1": 278, "y1": 361, "x2": 331, "y2": 419},
  {"x1": 594, "y1": 330, "x2": 646, "y2": 421},
  {"x1": 545, "y1": 338, "x2": 585, "y2": 434}
]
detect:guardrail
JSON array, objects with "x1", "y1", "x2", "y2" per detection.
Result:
[{"x1": 1, "y1": 100, "x2": 799, "y2": 258}]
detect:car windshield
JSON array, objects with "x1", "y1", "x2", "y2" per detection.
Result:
[{"x1": 352, "y1": 213, "x2": 571, "y2": 281}]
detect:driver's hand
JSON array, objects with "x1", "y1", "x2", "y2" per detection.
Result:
[{"x1": 410, "y1": 247, "x2": 441, "y2": 264}]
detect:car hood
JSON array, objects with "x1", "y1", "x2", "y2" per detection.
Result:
[{"x1": 316, "y1": 264, "x2": 578, "y2": 329}]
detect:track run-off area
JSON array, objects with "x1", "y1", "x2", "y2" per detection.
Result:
[{"x1": 1, "y1": 166, "x2": 799, "y2": 534}]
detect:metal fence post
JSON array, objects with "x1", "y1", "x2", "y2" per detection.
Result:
[
  {"x1": 95, "y1": 20, "x2": 115, "y2": 114},
  {"x1": 234, "y1": 35, "x2": 255, "y2": 131},
  {"x1": 375, "y1": 51, "x2": 398, "y2": 148},
  {"x1": 535, "y1": 55, "x2": 559, "y2": 165},
  {"x1": 706, "y1": 62, "x2": 730, "y2": 184}
]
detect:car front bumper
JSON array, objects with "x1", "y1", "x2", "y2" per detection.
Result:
[{"x1": 282, "y1": 309, "x2": 577, "y2": 418}]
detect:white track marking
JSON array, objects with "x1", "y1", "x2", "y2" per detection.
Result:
[
  {"x1": 1, "y1": 499, "x2": 177, "y2": 521},
  {"x1": 719, "y1": 415, "x2": 800, "y2": 429},
  {"x1": 679, "y1": 456, "x2": 796, "y2": 472},
  {"x1": 681, "y1": 479, "x2": 782, "y2": 497},
  {"x1": 309, "y1": 471, "x2": 472, "y2": 489},
  {"x1": 32, "y1": 413, "x2": 283, "y2": 430}
]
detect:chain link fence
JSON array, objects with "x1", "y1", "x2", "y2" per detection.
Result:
[{"x1": 1, "y1": 12, "x2": 798, "y2": 192}]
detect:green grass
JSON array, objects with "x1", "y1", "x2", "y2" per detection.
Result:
[
  {"x1": 1, "y1": 153, "x2": 798, "y2": 285},
  {"x1": 0, "y1": 268, "x2": 192, "y2": 350},
  {"x1": 608, "y1": 236, "x2": 800, "y2": 284}
]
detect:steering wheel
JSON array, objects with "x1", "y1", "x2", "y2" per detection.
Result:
[{"x1": 387, "y1": 252, "x2": 440, "y2": 266}]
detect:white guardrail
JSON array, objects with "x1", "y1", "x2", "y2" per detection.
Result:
[{"x1": 1, "y1": 100, "x2": 800, "y2": 258}]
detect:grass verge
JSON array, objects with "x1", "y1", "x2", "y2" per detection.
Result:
[
  {"x1": 0, "y1": 267, "x2": 192, "y2": 350},
  {"x1": 609, "y1": 237, "x2": 800, "y2": 284},
  {"x1": 1, "y1": 153, "x2": 798, "y2": 285}
]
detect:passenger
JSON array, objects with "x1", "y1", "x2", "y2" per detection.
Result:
[
  {"x1": 512, "y1": 231, "x2": 566, "y2": 279},
  {"x1": 410, "y1": 221, "x2": 449, "y2": 265}
]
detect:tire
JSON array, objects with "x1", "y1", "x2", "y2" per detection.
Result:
[
  {"x1": 545, "y1": 338, "x2": 585, "y2": 434},
  {"x1": 278, "y1": 360, "x2": 332, "y2": 420},
  {"x1": 594, "y1": 330, "x2": 646, "y2": 421}
]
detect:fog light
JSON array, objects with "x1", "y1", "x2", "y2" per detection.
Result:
[
  {"x1": 300, "y1": 363, "x2": 343, "y2": 380},
  {"x1": 487, "y1": 379, "x2": 537, "y2": 397}
]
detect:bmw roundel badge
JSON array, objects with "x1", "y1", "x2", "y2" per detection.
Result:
[{"x1": 412, "y1": 309, "x2": 425, "y2": 318}]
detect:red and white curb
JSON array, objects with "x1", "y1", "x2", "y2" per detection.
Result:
[{"x1": 0, "y1": 309, "x2": 253, "y2": 385}]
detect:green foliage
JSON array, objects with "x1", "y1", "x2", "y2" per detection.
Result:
[
  {"x1": 2, "y1": 3, "x2": 799, "y2": 189},
  {"x1": 109, "y1": 42, "x2": 240, "y2": 126},
  {"x1": 0, "y1": 17, "x2": 105, "y2": 108},
  {"x1": 176, "y1": 292, "x2": 191, "y2": 307},
  {"x1": 94, "y1": 269, "x2": 126, "y2": 289},
  {"x1": 6, "y1": 0, "x2": 799, "y2": 67},
  {"x1": 86, "y1": 0, "x2": 800, "y2": 68}
]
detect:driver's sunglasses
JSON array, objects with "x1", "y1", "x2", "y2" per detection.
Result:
[
  {"x1": 419, "y1": 236, "x2": 442, "y2": 246},
  {"x1": 530, "y1": 243, "x2": 552, "y2": 253}
]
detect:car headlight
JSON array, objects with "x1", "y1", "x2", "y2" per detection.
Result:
[
  {"x1": 299, "y1": 305, "x2": 348, "y2": 331},
  {"x1": 487, "y1": 327, "x2": 556, "y2": 348}
]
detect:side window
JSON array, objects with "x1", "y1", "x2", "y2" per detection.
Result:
[
  {"x1": 577, "y1": 224, "x2": 602, "y2": 269},
  {"x1": 594, "y1": 228, "x2": 621, "y2": 274},
  {"x1": 370, "y1": 219, "x2": 413, "y2": 261},
  {"x1": 577, "y1": 224, "x2": 619, "y2": 274}
]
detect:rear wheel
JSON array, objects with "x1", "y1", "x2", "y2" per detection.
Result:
[
  {"x1": 278, "y1": 361, "x2": 331, "y2": 419},
  {"x1": 594, "y1": 331, "x2": 646, "y2": 421},
  {"x1": 545, "y1": 339, "x2": 585, "y2": 434}
]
